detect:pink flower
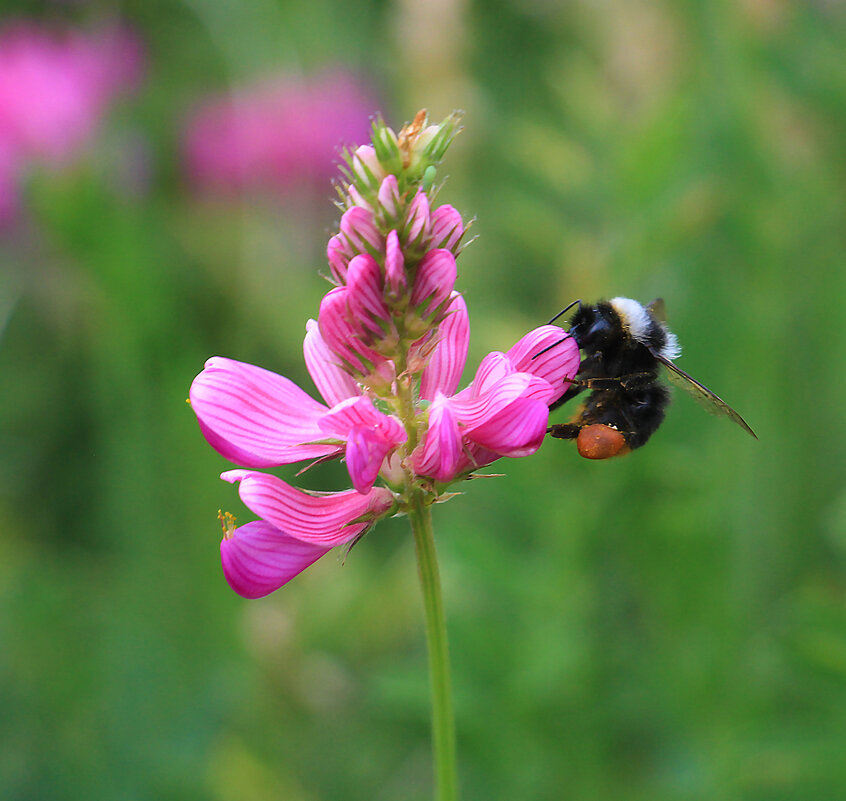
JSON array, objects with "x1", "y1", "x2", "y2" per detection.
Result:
[
  {"x1": 0, "y1": 21, "x2": 142, "y2": 224},
  {"x1": 412, "y1": 319, "x2": 581, "y2": 482},
  {"x1": 191, "y1": 301, "x2": 578, "y2": 595},
  {"x1": 189, "y1": 347, "x2": 405, "y2": 494},
  {"x1": 182, "y1": 70, "x2": 378, "y2": 196},
  {"x1": 190, "y1": 111, "x2": 581, "y2": 598},
  {"x1": 190, "y1": 321, "x2": 408, "y2": 596},
  {"x1": 218, "y1": 475, "x2": 394, "y2": 598}
]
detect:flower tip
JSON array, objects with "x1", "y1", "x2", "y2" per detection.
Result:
[
  {"x1": 220, "y1": 520, "x2": 332, "y2": 599},
  {"x1": 220, "y1": 469, "x2": 251, "y2": 484}
]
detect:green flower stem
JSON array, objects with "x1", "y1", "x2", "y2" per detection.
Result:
[{"x1": 409, "y1": 490, "x2": 459, "y2": 801}]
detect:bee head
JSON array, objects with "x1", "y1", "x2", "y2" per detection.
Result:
[{"x1": 570, "y1": 303, "x2": 621, "y2": 349}]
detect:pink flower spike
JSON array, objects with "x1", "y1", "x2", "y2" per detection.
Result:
[
  {"x1": 221, "y1": 520, "x2": 331, "y2": 599},
  {"x1": 412, "y1": 393, "x2": 462, "y2": 482},
  {"x1": 303, "y1": 319, "x2": 361, "y2": 407},
  {"x1": 384, "y1": 230, "x2": 406, "y2": 300},
  {"x1": 410, "y1": 249, "x2": 457, "y2": 316},
  {"x1": 506, "y1": 324, "x2": 581, "y2": 406},
  {"x1": 464, "y1": 396, "x2": 550, "y2": 457},
  {"x1": 430, "y1": 205, "x2": 465, "y2": 252},
  {"x1": 420, "y1": 293, "x2": 469, "y2": 400},
  {"x1": 340, "y1": 206, "x2": 382, "y2": 254},
  {"x1": 222, "y1": 470, "x2": 394, "y2": 546},
  {"x1": 189, "y1": 357, "x2": 336, "y2": 467}
]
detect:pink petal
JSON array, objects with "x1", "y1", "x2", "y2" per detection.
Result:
[
  {"x1": 447, "y1": 436, "x2": 505, "y2": 476},
  {"x1": 412, "y1": 393, "x2": 462, "y2": 482},
  {"x1": 420, "y1": 292, "x2": 469, "y2": 399},
  {"x1": 464, "y1": 351, "x2": 513, "y2": 398},
  {"x1": 320, "y1": 397, "x2": 406, "y2": 494},
  {"x1": 410, "y1": 249, "x2": 457, "y2": 316},
  {"x1": 221, "y1": 520, "x2": 331, "y2": 598},
  {"x1": 384, "y1": 229, "x2": 406, "y2": 300},
  {"x1": 318, "y1": 395, "x2": 394, "y2": 436},
  {"x1": 456, "y1": 442, "x2": 501, "y2": 473},
  {"x1": 346, "y1": 426, "x2": 394, "y2": 494},
  {"x1": 303, "y1": 319, "x2": 361, "y2": 407},
  {"x1": 189, "y1": 357, "x2": 336, "y2": 467},
  {"x1": 506, "y1": 325, "x2": 581, "y2": 406},
  {"x1": 429, "y1": 204, "x2": 464, "y2": 252},
  {"x1": 451, "y1": 373, "x2": 553, "y2": 429},
  {"x1": 222, "y1": 470, "x2": 394, "y2": 546},
  {"x1": 465, "y1": 396, "x2": 550, "y2": 457}
]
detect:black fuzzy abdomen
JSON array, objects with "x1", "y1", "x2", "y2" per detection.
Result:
[{"x1": 575, "y1": 382, "x2": 670, "y2": 450}]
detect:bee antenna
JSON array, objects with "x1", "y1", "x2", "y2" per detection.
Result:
[
  {"x1": 531, "y1": 333, "x2": 573, "y2": 360},
  {"x1": 548, "y1": 299, "x2": 581, "y2": 325}
]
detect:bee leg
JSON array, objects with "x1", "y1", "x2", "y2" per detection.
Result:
[
  {"x1": 618, "y1": 372, "x2": 657, "y2": 391},
  {"x1": 568, "y1": 376, "x2": 621, "y2": 390},
  {"x1": 549, "y1": 382, "x2": 585, "y2": 412},
  {"x1": 547, "y1": 423, "x2": 581, "y2": 439},
  {"x1": 571, "y1": 372, "x2": 656, "y2": 392}
]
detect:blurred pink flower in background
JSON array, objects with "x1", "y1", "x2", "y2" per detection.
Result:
[
  {"x1": 0, "y1": 20, "x2": 143, "y2": 223},
  {"x1": 182, "y1": 71, "x2": 378, "y2": 196}
]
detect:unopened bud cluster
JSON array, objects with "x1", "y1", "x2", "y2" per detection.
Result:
[{"x1": 320, "y1": 111, "x2": 466, "y2": 393}]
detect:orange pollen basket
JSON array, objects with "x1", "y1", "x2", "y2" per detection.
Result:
[{"x1": 576, "y1": 424, "x2": 630, "y2": 460}]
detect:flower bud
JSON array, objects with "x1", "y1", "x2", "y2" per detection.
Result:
[
  {"x1": 349, "y1": 144, "x2": 385, "y2": 192},
  {"x1": 346, "y1": 254, "x2": 398, "y2": 350},
  {"x1": 376, "y1": 174, "x2": 401, "y2": 223},
  {"x1": 384, "y1": 230, "x2": 407, "y2": 302},
  {"x1": 403, "y1": 189, "x2": 430, "y2": 252},
  {"x1": 410, "y1": 249, "x2": 457, "y2": 318},
  {"x1": 429, "y1": 205, "x2": 465, "y2": 253},
  {"x1": 406, "y1": 125, "x2": 440, "y2": 173},
  {"x1": 340, "y1": 206, "x2": 383, "y2": 255},
  {"x1": 318, "y1": 287, "x2": 376, "y2": 375},
  {"x1": 370, "y1": 121, "x2": 402, "y2": 174},
  {"x1": 403, "y1": 112, "x2": 463, "y2": 180},
  {"x1": 327, "y1": 234, "x2": 354, "y2": 284},
  {"x1": 346, "y1": 183, "x2": 372, "y2": 211}
]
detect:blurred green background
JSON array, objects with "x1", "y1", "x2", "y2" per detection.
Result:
[{"x1": 2, "y1": 1, "x2": 845, "y2": 799}]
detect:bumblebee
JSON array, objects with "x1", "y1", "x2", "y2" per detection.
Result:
[{"x1": 546, "y1": 298, "x2": 756, "y2": 459}]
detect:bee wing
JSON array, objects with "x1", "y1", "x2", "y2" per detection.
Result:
[
  {"x1": 650, "y1": 350, "x2": 758, "y2": 439},
  {"x1": 646, "y1": 297, "x2": 668, "y2": 323}
]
